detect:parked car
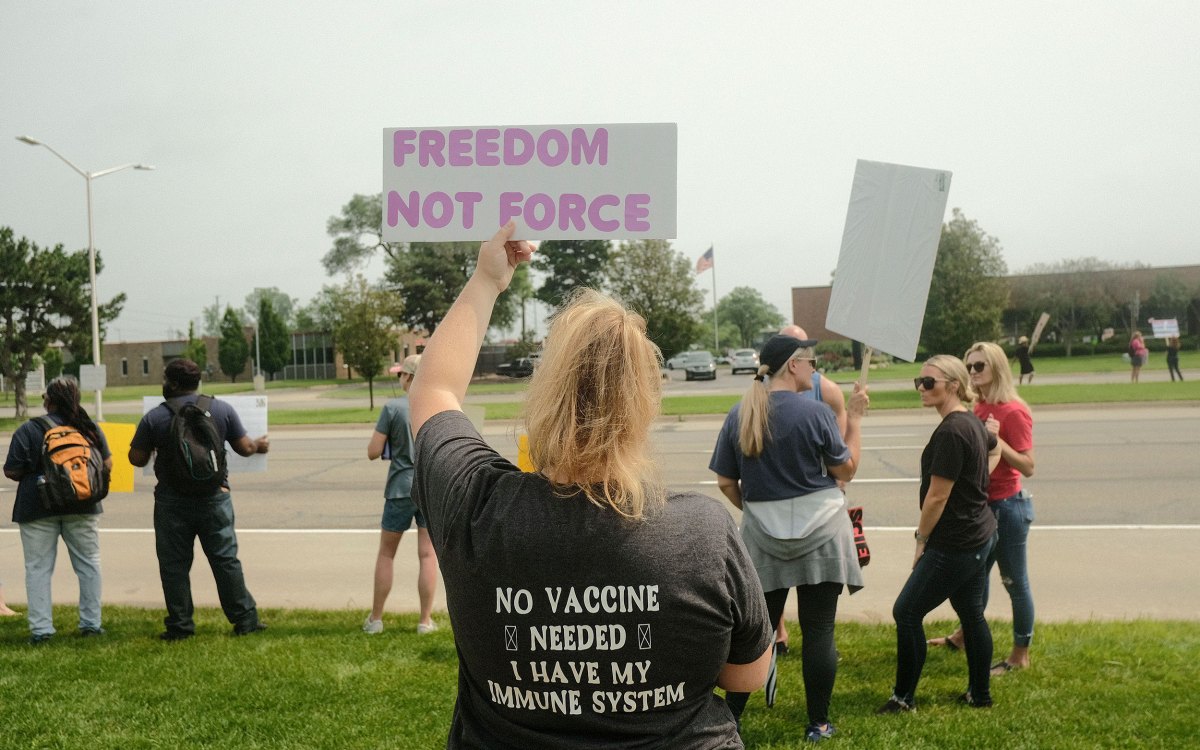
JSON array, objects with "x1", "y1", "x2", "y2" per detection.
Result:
[
  {"x1": 730, "y1": 348, "x2": 760, "y2": 375},
  {"x1": 666, "y1": 350, "x2": 713, "y2": 371},
  {"x1": 715, "y1": 354, "x2": 731, "y2": 365},
  {"x1": 496, "y1": 357, "x2": 534, "y2": 378},
  {"x1": 682, "y1": 351, "x2": 717, "y2": 381}
]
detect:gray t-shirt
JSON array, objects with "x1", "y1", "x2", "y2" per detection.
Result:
[
  {"x1": 375, "y1": 397, "x2": 415, "y2": 499},
  {"x1": 708, "y1": 391, "x2": 850, "y2": 502},
  {"x1": 413, "y1": 410, "x2": 772, "y2": 750}
]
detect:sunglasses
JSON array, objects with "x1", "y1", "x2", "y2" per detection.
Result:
[
  {"x1": 967, "y1": 361, "x2": 987, "y2": 373},
  {"x1": 913, "y1": 376, "x2": 949, "y2": 391}
]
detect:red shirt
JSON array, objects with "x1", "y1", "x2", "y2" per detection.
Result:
[{"x1": 973, "y1": 399, "x2": 1033, "y2": 501}]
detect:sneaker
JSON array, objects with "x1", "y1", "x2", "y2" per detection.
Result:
[
  {"x1": 233, "y1": 622, "x2": 268, "y2": 637},
  {"x1": 159, "y1": 630, "x2": 194, "y2": 642},
  {"x1": 362, "y1": 616, "x2": 384, "y2": 635},
  {"x1": 29, "y1": 632, "x2": 54, "y2": 646},
  {"x1": 764, "y1": 642, "x2": 780, "y2": 707},
  {"x1": 417, "y1": 621, "x2": 439, "y2": 635},
  {"x1": 79, "y1": 627, "x2": 106, "y2": 637},
  {"x1": 804, "y1": 722, "x2": 837, "y2": 743},
  {"x1": 876, "y1": 695, "x2": 915, "y2": 714}
]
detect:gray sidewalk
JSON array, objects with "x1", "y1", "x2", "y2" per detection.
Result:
[{"x1": 3, "y1": 525, "x2": 1196, "y2": 624}]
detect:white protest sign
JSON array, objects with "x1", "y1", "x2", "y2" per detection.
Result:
[
  {"x1": 1149, "y1": 318, "x2": 1179, "y2": 338},
  {"x1": 825, "y1": 159, "x2": 952, "y2": 363},
  {"x1": 381, "y1": 123, "x2": 677, "y2": 241},
  {"x1": 78, "y1": 364, "x2": 107, "y2": 392},
  {"x1": 1029, "y1": 312, "x2": 1051, "y2": 352},
  {"x1": 141, "y1": 395, "x2": 268, "y2": 475}
]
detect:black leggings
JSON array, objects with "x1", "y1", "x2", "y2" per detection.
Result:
[{"x1": 726, "y1": 581, "x2": 842, "y2": 724}]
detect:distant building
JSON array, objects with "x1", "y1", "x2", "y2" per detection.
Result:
[{"x1": 791, "y1": 264, "x2": 1200, "y2": 342}]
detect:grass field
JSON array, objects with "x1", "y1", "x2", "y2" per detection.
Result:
[{"x1": 1, "y1": 607, "x2": 1196, "y2": 748}]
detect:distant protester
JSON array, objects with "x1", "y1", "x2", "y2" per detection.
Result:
[
  {"x1": 1166, "y1": 336, "x2": 1183, "y2": 382},
  {"x1": 408, "y1": 221, "x2": 772, "y2": 748},
  {"x1": 1128, "y1": 331, "x2": 1148, "y2": 383},
  {"x1": 1014, "y1": 336, "x2": 1035, "y2": 385}
]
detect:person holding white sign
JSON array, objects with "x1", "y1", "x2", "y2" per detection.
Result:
[
  {"x1": 1166, "y1": 336, "x2": 1183, "y2": 382},
  {"x1": 408, "y1": 222, "x2": 772, "y2": 748},
  {"x1": 710, "y1": 334, "x2": 869, "y2": 743},
  {"x1": 878, "y1": 356, "x2": 1000, "y2": 714}
]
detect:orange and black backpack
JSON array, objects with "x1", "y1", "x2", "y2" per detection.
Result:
[{"x1": 35, "y1": 417, "x2": 109, "y2": 512}]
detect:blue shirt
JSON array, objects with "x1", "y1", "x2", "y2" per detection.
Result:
[
  {"x1": 375, "y1": 397, "x2": 415, "y2": 499},
  {"x1": 130, "y1": 394, "x2": 246, "y2": 495},
  {"x1": 4, "y1": 414, "x2": 111, "y2": 523},
  {"x1": 709, "y1": 390, "x2": 850, "y2": 502}
]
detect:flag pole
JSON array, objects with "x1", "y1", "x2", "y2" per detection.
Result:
[{"x1": 711, "y1": 245, "x2": 719, "y2": 353}]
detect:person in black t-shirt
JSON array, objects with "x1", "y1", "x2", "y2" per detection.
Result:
[{"x1": 877, "y1": 355, "x2": 1000, "y2": 715}]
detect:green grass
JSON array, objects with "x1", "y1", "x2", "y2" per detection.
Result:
[{"x1": 1, "y1": 607, "x2": 1196, "y2": 748}]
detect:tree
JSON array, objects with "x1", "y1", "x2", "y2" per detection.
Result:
[
  {"x1": 717, "y1": 286, "x2": 785, "y2": 348},
  {"x1": 697, "y1": 317, "x2": 741, "y2": 354},
  {"x1": 322, "y1": 193, "x2": 399, "y2": 274},
  {"x1": 328, "y1": 276, "x2": 404, "y2": 409},
  {"x1": 1018, "y1": 257, "x2": 1127, "y2": 355},
  {"x1": 920, "y1": 209, "x2": 1009, "y2": 357},
  {"x1": 255, "y1": 297, "x2": 291, "y2": 379},
  {"x1": 218, "y1": 307, "x2": 250, "y2": 382},
  {"x1": 605, "y1": 240, "x2": 705, "y2": 358},
  {"x1": 200, "y1": 302, "x2": 222, "y2": 336},
  {"x1": 501, "y1": 263, "x2": 535, "y2": 339},
  {"x1": 382, "y1": 241, "x2": 477, "y2": 334},
  {"x1": 0, "y1": 227, "x2": 125, "y2": 418},
  {"x1": 184, "y1": 321, "x2": 208, "y2": 371},
  {"x1": 244, "y1": 287, "x2": 297, "y2": 329},
  {"x1": 1144, "y1": 273, "x2": 1192, "y2": 325},
  {"x1": 533, "y1": 239, "x2": 611, "y2": 308}
]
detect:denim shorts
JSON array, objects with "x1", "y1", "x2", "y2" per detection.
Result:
[{"x1": 381, "y1": 497, "x2": 426, "y2": 533}]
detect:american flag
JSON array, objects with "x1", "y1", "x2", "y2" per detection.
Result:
[{"x1": 695, "y1": 246, "x2": 714, "y2": 274}]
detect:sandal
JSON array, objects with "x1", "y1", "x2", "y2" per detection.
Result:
[
  {"x1": 990, "y1": 660, "x2": 1017, "y2": 676},
  {"x1": 927, "y1": 634, "x2": 961, "y2": 652}
]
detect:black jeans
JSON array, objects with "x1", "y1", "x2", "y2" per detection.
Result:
[
  {"x1": 154, "y1": 488, "x2": 259, "y2": 634},
  {"x1": 727, "y1": 581, "x2": 842, "y2": 724},
  {"x1": 891, "y1": 533, "x2": 997, "y2": 706}
]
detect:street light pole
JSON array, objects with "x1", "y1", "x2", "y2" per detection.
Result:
[{"x1": 17, "y1": 136, "x2": 154, "y2": 420}]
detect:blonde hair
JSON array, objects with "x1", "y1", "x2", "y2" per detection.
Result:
[
  {"x1": 964, "y1": 341, "x2": 1023, "y2": 405},
  {"x1": 523, "y1": 289, "x2": 664, "y2": 519},
  {"x1": 925, "y1": 354, "x2": 976, "y2": 404},
  {"x1": 736, "y1": 346, "x2": 814, "y2": 458}
]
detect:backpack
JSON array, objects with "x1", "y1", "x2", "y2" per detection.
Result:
[
  {"x1": 160, "y1": 395, "x2": 228, "y2": 496},
  {"x1": 36, "y1": 417, "x2": 109, "y2": 513}
]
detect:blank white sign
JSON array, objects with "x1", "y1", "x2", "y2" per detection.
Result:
[{"x1": 825, "y1": 160, "x2": 952, "y2": 362}]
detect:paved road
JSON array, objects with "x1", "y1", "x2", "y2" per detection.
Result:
[{"x1": 2, "y1": 402, "x2": 1198, "y2": 624}]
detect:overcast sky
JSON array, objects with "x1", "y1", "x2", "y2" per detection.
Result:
[{"x1": 4, "y1": 1, "x2": 1198, "y2": 343}]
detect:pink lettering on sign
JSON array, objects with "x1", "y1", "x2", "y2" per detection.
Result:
[
  {"x1": 386, "y1": 190, "x2": 484, "y2": 230},
  {"x1": 588, "y1": 194, "x2": 621, "y2": 232},
  {"x1": 392, "y1": 127, "x2": 609, "y2": 168},
  {"x1": 494, "y1": 192, "x2": 650, "y2": 234},
  {"x1": 624, "y1": 194, "x2": 651, "y2": 231}
]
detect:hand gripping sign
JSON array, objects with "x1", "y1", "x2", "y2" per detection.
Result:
[
  {"x1": 382, "y1": 124, "x2": 677, "y2": 241},
  {"x1": 825, "y1": 159, "x2": 953, "y2": 379}
]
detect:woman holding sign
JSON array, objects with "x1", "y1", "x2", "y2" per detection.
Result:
[
  {"x1": 710, "y1": 334, "x2": 868, "y2": 744},
  {"x1": 408, "y1": 221, "x2": 773, "y2": 749},
  {"x1": 879, "y1": 356, "x2": 1000, "y2": 713},
  {"x1": 929, "y1": 342, "x2": 1037, "y2": 675}
]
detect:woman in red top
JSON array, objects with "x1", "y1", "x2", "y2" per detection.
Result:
[
  {"x1": 1129, "y1": 331, "x2": 1149, "y2": 383},
  {"x1": 929, "y1": 342, "x2": 1035, "y2": 674}
]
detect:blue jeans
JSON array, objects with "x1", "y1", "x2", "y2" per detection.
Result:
[
  {"x1": 19, "y1": 515, "x2": 102, "y2": 636},
  {"x1": 986, "y1": 491, "x2": 1035, "y2": 647},
  {"x1": 154, "y1": 488, "x2": 259, "y2": 635},
  {"x1": 891, "y1": 534, "x2": 997, "y2": 706}
]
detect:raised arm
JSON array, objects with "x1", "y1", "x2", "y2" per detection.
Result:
[{"x1": 409, "y1": 221, "x2": 534, "y2": 436}]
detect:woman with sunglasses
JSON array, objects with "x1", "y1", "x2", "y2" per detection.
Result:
[
  {"x1": 710, "y1": 334, "x2": 869, "y2": 743},
  {"x1": 878, "y1": 356, "x2": 1000, "y2": 713},
  {"x1": 929, "y1": 342, "x2": 1036, "y2": 675}
]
